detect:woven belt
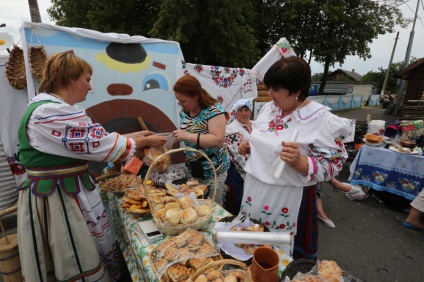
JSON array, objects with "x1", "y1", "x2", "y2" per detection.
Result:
[{"x1": 26, "y1": 164, "x2": 89, "y2": 177}]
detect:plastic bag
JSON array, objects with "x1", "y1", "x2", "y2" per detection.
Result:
[
  {"x1": 150, "y1": 229, "x2": 222, "y2": 279},
  {"x1": 143, "y1": 133, "x2": 176, "y2": 172}
]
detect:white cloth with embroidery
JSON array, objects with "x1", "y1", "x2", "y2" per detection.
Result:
[
  {"x1": 240, "y1": 101, "x2": 353, "y2": 255},
  {"x1": 367, "y1": 120, "x2": 386, "y2": 136},
  {"x1": 225, "y1": 119, "x2": 251, "y2": 177},
  {"x1": 27, "y1": 93, "x2": 136, "y2": 163},
  {"x1": 183, "y1": 64, "x2": 257, "y2": 113}
]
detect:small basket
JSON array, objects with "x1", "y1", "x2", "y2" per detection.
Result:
[
  {"x1": 143, "y1": 147, "x2": 217, "y2": 235},
  {"x1": 5, "y1": 45, "x2": 26, "y2": 90},
  {"x1": 187, "y1": 259, "x2": 253, "y2": 282},
  {"x1": 29, "y1": 45, "x2": 47, "y2": 83},
  {"x1": 282, "y1": 258, "x2": 317, "y2": 280}
]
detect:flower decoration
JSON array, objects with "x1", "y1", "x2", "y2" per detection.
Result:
[{"x1": 0, "y1": 32, "x2": 13, "y2": 51}]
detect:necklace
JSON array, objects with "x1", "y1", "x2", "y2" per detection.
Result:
[{"x1": 49, "y1": 93, "x2": 64, "y2": 102}]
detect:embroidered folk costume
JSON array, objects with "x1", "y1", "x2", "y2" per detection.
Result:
[
  {"x1": 17, "y1": 93, "x2": 135, "y2": 281},
  {"x1": 240, "y1": 100, "x2": 354, "y2": 255}
]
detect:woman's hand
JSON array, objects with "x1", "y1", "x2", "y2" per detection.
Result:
[
  {"x1": 279, "y1": 141, "x2": 308, "y2": 175},
  {"x1": 124, "y1": 130, "x2": 154, "y2": 139},
  {"x1": 146, "y1": 135, "x2": 167, "y2": 148},
  {"x1": 238, "y1": 140, "x2": 250, "y2": 155},
  {"x1": 172, "y1": 129, "x2": 192, "y2": 142}
]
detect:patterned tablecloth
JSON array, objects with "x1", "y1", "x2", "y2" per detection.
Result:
[
  {"x1": 349, "y1": 145, "x2": 424, "y2": 200},
  {"x1": 105, "y1": 191, "x2": 292, "y2": 281}
]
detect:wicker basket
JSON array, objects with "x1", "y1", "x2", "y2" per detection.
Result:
[
  {"x1": 187, "y1": 259, "x2": 253, "y2": 282},
  {"x1": 29, "y1": 45, "x2": 47, "y2": 83},
  {"x1": 282, "y1": 258, "x2": 317, "y2": 280},
  {"x1": 143, "y1": 147, "x2": 217, "y2": 235},
  {"x1": 5, "y1": 45, "x2": 26, "y2": 90}
]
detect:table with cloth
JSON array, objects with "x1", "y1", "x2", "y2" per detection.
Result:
[
  {"x1": 349, "y1": 145, "x2": 424, "y2": 201},
  {"x1": 104, "y1": 191, "x2": 292, "y2": 281}
]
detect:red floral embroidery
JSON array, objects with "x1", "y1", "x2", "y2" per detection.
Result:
[{"x1": 281, "y1": 207, "x2": 288, "y2": 214}]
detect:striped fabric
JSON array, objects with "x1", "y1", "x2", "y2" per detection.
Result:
[{"x1": 0, "y1": 139, "x2": 18, "y2": 210}]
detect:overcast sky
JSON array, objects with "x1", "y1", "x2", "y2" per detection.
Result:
[{"x1": 1, "y1": 0, "x2": 424, "y2": 76}]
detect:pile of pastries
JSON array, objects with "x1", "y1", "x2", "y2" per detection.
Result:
[
  {"x1": 193, "y1": 269, "x2": 246, "y2": 282},
  {"x1": 99, "y1": 173, "x2": 142, "y2": 192},
  {"x1": 227, "y1": 223, "x2": 265, "y2": 255},
  {"x1": 152, "y1": 194, "x2": 212, "y2": 226},
  {"x1": 151, "y1": 229, "x2": 222, "y2": 282},
  {"x1": 165, "y1": 178, "x2": 209, "y2": 198},
  {"x1": 120, "y1": 189, "x2": 149, "y2": 215},
  {"x1": 291, "y1": 260, "x2": 343, "y2": 282}
]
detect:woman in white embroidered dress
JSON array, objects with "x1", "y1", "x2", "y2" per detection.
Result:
[
  {"x1": 16, "y1": 52, "x2": 167, "y2": 281},
  {"x1": 238, "y1": 57, "x2": 354, "y2": 255}
]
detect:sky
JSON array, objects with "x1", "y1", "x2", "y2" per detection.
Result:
[{"x1": 1, "y1": 0, "x2": 424, "y2": 76}]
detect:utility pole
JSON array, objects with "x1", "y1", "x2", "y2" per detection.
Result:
[
  {"x1": 394, "y1": 0, "x2": 420, "y2": 115},
  {"x1": 381, "y1": 31, "x2": 399, "y2": 95}
]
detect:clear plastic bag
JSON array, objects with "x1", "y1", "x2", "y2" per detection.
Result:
[{"x1": 143, "y1": 133, "x2": 176, "y2": 172}]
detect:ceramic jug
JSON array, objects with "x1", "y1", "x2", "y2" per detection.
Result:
[{"x1": 249, "y1": 244, "x2": 279, "y2": 282}]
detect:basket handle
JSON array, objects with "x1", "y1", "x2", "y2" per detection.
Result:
[
  {"x1": 188, "y1": 259, "x2": 253, "y2": 282},
  {"x1": 143, "y1": 147, "x2": 217, "y2": 211}
]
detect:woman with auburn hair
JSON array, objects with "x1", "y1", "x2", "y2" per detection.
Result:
[
  {"x1": 172, "y1": 75, "x2": 230, "y2": 206},
  {"x1": 16, "y1": 52, "x2": 166, "y2": 281}
]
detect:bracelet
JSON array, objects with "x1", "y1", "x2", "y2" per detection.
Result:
[{"x1": 196, "y1": 133, "x2": 201, "y2": 149}]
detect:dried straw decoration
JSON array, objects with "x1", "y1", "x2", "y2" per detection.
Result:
[
  {"x1": 29, "y1": 45, "x2": 47, "y2": 83},
  {"x1": 5, "y1": 45, "x2": 26, "y2": 90}
]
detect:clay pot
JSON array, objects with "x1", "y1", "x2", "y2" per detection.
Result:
[{"x1": 249, "y1": 245, "x2": 279, "y2": 282}]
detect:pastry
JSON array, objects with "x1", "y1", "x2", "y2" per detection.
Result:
[
  {"x1": 122, "y1": 195, "x2": 141, "y2": 205},
  {"x1": 165, "y1": 202, "x2": 181, "y2": 209},
  {"x1": 162, "y1": 196, "x2": 177, "y2": 204},
  {"x1": 125, "y1": 189, "x2": 144, "y2": 201},
  {"x1": 167, "y1": 263, "x2": 191, "y2": 282},
  {"x1": 196, "y1": 204, "x2": 211, "y2": 217},
  {"x1": 180, "y1": 207, "x2": 198, "y2": 224},
  {"x1": 247, "y1": 223, "x2": 265, "y2": 232},
  {"x1": 318, "y1": 260, "x2": 343, "y2": 282},
  {"x1": 156, "y1": 208, "x2": 166, "y2": 221},
  {"x1": 177, "y1": 196, "x2": 194, "y2": 209},
  {"x1": 188, "y1": 257, "x2": 213, "y2": 270},
  {"x1": 186, "y1": 178, "x2": 199, "y2": 187},
  {"x1": 194, "y1": 274, "x2": 208, "y2": 282},
  {"x1": 153, "y1": 258, "x2": 169, "y2": 273},
  {"x1": 243, "y1": 244, "x2": 257, "y2": 254},
  {"x1": 165, "y1": 208, "x2": 182, "y2": 225}
]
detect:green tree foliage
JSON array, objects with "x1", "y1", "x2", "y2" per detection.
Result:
[
  {"x1": 272, "y1": 0, "x2": 408, "y2": 95},
  {"x1": 361, "y1": 57, "x2": 421, "y2": 94},
  {"x1": 87, "y1": 0, "x2": 162, "y2": 36},
  {"x1": 48, "y1": 0, "x2": 91, "y2": 28},
  {"x1": 149, "y1": 0, "x2": 260, "y2": 67}
]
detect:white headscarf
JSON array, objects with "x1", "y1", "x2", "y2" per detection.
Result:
[{"x1": 231, "y1": 98, "x2": 254, "y2": 112}]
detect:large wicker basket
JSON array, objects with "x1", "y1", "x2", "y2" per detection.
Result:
[
  {"x1": 143, "y1": 147, "x2": 217, "y2": 235},
  {"x1": 187, "y1": 259, "x2": 253, "y2": 282},
  {"x1": 5, "y1": 45, "x2": 26, "y2": 90},
  {"x1": 29, "y1": 45, "x2": 47, "y2": 83}
]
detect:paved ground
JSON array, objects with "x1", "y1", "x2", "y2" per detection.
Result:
[{"x1": 1, "y1": 106, "x2": 423, "y2": 282}]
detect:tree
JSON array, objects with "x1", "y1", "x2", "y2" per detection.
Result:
[
  {"x1": 48, "y1": 0, "x2": 91, "y2": 28},
  {"x1": 149, "y1": 0, "x2": 260, "y2": 67},
  {"x1": 87, "y1": 0, "x2": 162, "y2": 36},
  {"x1": 270, "y1": 0, "x2": 408, "y2": 95},
  {"x1": 361, "y1": 57, "x2": 421, "y2": 94}
]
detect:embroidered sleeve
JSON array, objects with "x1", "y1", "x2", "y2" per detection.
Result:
[
  {"x1": 298, "y1": 115, "x2": 351, "y2": 183},
  {"x1": 27, "y1": 103, "x2": 136, "y2": 162}
]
